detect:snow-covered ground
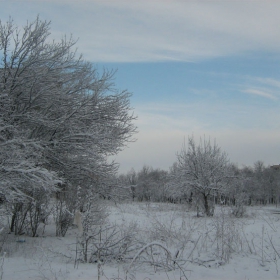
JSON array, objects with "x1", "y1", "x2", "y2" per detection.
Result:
[{"x1": 2, "y1": 202, "x2": 280, "y2": 280}]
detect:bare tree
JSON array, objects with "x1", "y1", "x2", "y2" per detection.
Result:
[{"x1": 176, "y1": 136, "x2": 231, "y2": 216}]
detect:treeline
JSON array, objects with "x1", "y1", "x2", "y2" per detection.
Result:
[
  {"x1": 118, "y1": 137, "x2": 280, "y2": 217},
  {"x1": 119, "y1": 162, "x2": 280, "y2": 205}
]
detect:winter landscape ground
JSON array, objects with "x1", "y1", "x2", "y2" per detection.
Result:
[{"x1": 1, "y1": 201, "x2": 280, "y2": 280}]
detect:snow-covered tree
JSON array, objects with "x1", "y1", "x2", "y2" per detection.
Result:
[
  {"x1": 0, "y1": 17, "x2": 136, "y2": 226},
  {"x1": 176, "y1": 136, "x2": 231, "y2": 216}
]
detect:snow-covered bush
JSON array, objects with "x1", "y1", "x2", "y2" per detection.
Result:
[
  {"x1": 7, "y1": 188, "x2": 52, "y2": 237},
  {"x1": 0, "y1": 222, "x2": 7, "y2": 255},
  {"x1": 211, "y1": 208, "x2": 243, "y2": 263},
  {"x1": 76, "y1": 194, "x2": 109, "y2": 263},
  {"x1": 75, "y1": 199, "x2": 143, "y2": 280},
  {"x1": 54, "y1": 184, "x2": 76, "y2": 237},
  {"x1": 231, "y1": 196, "x2": 247, "y2": 218}
]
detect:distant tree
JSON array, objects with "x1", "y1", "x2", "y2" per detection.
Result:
[
  {"x1": 167, "y1": 162, "x2": 190, "y2": 204},
  {"x1": 223, "y1": 164, "x2": 249, "y2": 217},
  {"x1": 251, "y1": 161, "x2": 280, "y2": 205},
  {"x1": 265, "y1": 167, "x2": 280, "y2": 205},
  {"x1": 126, "y1": 169, "x2": 138, "y2": 201},
  {"x1": 119, "y1": 166, "x2": 169, "y2": 202},
  {"x1": 136, "y1": 166, "x2": 152, "y2": 201},
  {"x1": 176, "y1": 136, "x2": 231, "y2": 216}
]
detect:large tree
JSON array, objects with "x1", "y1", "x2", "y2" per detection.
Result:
[
  {"x1": 0, "y1": 17, "x2": 137, "y2": 204},
  {"x1": 176, "y1": 136, "x2": 231, "y2": 216}
]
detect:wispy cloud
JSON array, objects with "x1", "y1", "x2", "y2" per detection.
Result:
[
  {"x1": 71, "y1": 1, "x2": 280, "y2": 62},
  {"x1": 240, "y1": 75, "x2": 280, "y2": 100},
  {"x1": 135, "y1": 96, "x2": 280, "y2": 133},
  {"x1": 253, "y1": 77, "x2": 280, "y2": 89},
  {"x1": 242, "y1": 88, "x2": 277, "y2": 100},
  {"x1": 2, "y1": 1, "x2": 280, "y2": 62}
]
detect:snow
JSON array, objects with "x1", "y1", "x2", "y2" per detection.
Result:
[{"x1": 2, "y1": 202, "x2": 280, "y2": 280}]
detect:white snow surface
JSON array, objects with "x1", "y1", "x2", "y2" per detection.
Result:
[{"x1": 2, "y1": 202, "x2": 280, "y2": 280}]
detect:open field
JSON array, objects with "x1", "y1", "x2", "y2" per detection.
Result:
[{"x1": 1, "y1": 202, "x2": 280, "y2": 280}]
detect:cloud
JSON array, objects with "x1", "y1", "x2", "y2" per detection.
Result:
[
  {"x1": 114, "y1": 124, "x2": 280, "y2": 173},
  {"x1": 240, "y1": 76, "x2": 280, "y2": 101},
  {"x1": 253, "y1": 77, "x2": 280, "y2": 89},
  {"x1": 211, "y1": 129, "x2": 280, "y2": 168},
  {"x1": 242, "y1": 88, "x2": 277, "y2": 100},
  {"x1": 2, "y1": 1, "x2": 280, "y2": 62},
  {"x1": 135, "y1": 94, "x2": 280, "y2": 132},
  {"x1": 74, "y1": 1, "x2": 280, "y2": 62},
  {"x1": 112, "y1": 96, "x2": 280, "y2": 173}
]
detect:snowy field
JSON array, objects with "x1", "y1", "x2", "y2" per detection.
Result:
[{"x1": 1, "y1": 202, "x2": 280, "y2": 280}]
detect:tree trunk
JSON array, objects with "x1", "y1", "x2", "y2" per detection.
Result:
[
  {"x1": 10, "y1": 212, "x2": 16, "y2": 233},
  {"x1": 203, "y1": 194, "x2": 214, "y2": 216}
]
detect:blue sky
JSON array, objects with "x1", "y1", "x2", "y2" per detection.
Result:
[{"x1": 1, "y1": 1, "x2": 280, "y2": 172}]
